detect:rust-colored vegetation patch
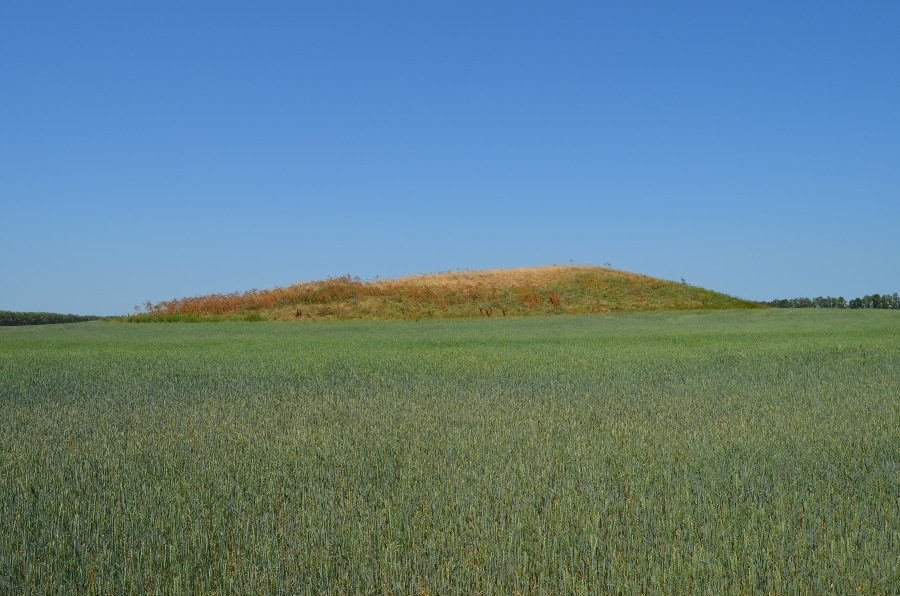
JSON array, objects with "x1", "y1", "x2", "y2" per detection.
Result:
[{"x1": 133, "y1": 265, "x2": 764, "y2": 322}]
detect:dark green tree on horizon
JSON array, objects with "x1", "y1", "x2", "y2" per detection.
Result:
[
  {"x1": 767, "y1": 293, "x2": 899, "y2": 309},
  {"x1": 0, "y1": 311, "x2": 100, "y2": 326}
]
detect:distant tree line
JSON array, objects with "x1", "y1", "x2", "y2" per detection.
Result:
[
  {"x1": 0, "y1": 311, "x2": 101, "y2": 326},
  {"x1": 766, "y1": 293, "x2": 900, "y2": 309}
]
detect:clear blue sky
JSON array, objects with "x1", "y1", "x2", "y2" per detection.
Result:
[{"x1": 3, "y1": 2, "x2": 898, "y2": 315}]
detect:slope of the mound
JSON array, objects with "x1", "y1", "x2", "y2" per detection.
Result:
[{"x1": 133, "y1": 265, "x2": 763, "y2": 321}]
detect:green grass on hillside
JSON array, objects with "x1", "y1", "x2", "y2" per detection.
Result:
[
  {"x1": 1, "y1": 309, "x2": 897, "y2": 592},
  {"x1": 130, "y1": 265, "x2": 763, "y2": 321}
]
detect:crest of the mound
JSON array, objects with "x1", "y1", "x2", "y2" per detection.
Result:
[{"x1": 387, "y1": 265, "x2": 635, "y2": 287}]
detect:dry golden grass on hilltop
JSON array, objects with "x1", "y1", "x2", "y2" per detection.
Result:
[
  {"x1": 384, "y1": 265, "x2": 633, "y2": 288},
  {"x1": 133, "y1": 265, "x2": 763, "y2": 322}
]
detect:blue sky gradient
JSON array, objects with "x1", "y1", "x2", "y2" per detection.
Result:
[{"x1": 3, "y1": 2, "x2": 898, "y2": 315}]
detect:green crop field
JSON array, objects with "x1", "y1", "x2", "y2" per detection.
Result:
[{"x1": 1, "y1": 310, "x2": 897, "y2": 593}]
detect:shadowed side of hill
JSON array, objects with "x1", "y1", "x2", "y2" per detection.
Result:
[{"x1": 131, "y1": 265, "x2": 764, "y2": 322}]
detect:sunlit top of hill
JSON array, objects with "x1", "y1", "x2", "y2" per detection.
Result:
[{"x1": 134, "y1": 265, "x2": 763, "y2": 322}]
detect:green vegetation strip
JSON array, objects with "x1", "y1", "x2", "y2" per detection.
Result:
[
  {"x1": 1, "y1": 310, "x2": 897, "y2": 593},
  {"x1": 0, "y1": 311, "x2": 100, "y2": 326}
]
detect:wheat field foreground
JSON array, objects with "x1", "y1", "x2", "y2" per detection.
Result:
[{"x1": 1, "y1": 309, "x2": 897, "y2": 593}]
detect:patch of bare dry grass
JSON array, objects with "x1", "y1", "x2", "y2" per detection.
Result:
[{"x1": 386, "y1": 265, "x2": 585, "y2": 288}]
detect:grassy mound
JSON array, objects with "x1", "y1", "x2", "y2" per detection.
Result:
[{"x1": 132, "y1": 265, "x2": 763, "y2": 321}]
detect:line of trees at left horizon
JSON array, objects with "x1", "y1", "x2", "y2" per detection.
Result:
[{"x1": 0, "y1": 311, "x2": 101, "y2": 326}]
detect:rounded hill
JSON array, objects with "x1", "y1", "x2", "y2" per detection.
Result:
[{"x1": 134, "y1": 265, "x2": 763, "y2": 322}]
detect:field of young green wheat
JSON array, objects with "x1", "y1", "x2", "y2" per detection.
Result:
[{"x1": 1, "y1": 310, "x2": 897, "y2": 593}]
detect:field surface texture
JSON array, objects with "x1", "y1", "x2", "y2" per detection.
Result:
[{"x1": 1, "y1": 310, "x2": 897, "y2": 593}]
